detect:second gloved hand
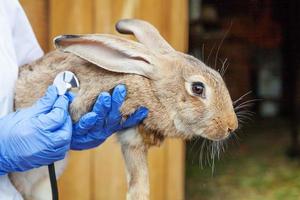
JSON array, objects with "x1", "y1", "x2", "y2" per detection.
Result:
[{"x1": 71, "y1": 85, "x2": 148, "y2": 150}]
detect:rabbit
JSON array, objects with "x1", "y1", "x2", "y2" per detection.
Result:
[{"x1": 10, "y1": 19, "x2": 238, "y2": 200}]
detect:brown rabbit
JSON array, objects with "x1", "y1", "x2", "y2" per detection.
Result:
[{"x1": 10, "y1": 19, "x2": 238, "y2": 200}]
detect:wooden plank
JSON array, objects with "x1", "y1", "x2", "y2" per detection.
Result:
[
  {"x1": 19, "y1": 0, "x2": 49, "y2": 52},
  {"x1": 93, "y1": 2, "x2": 127, "y2": 199},
  {"x1": 93, "y1": 1, "x2": 187, "y2": 200},
  {"x1": 49, "y1": 0, "x2": 93, "y2": 48},
  {"x1": 48, "y1": 0, "x2": 94, "y2": 199},
  {"x1": 166, "y1": 0, "x2": 189, "y2": 52},
  {"x1": 148, "y1": 145, "x2": 167, "y2": 200},
  {"x1": 136, "y1": 0, "x2": 167, "y2": 38},
  {"x1": 165, "y1": 139, "x2": 186, "y2": 200},
  {"x1": 162, "y1": 1, "x2": 188, "y2": 199},
  {"x1": 92, "y1": 136, "x2": 127, "y2": 200},
  {"x1": 135, "y1": 1, "x2": 188, "y2": 199},
  {"x1": 93, "y1": 0, "x2": 113, "y2": 33},
  {"x1": 57, "y1": 151, "x2": 92, "y2": 200}
]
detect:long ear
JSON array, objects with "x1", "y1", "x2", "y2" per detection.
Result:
[
  {"x1": 116, "y1": 19, "x2": 174, "y2": 54},
  {"x1": 54, "y1": 34, "x2": 159, "y2": 79}
]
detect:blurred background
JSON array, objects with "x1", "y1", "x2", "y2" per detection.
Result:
[
  {"x1": 20, "y1": 0, "x2": 300, "y2": 199},
  {"x1": 187, "y1": 0, "x2": 300, "y2": 200}
]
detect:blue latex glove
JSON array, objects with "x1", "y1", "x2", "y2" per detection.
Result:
[
  {"x1": 71, "y1": 85, "x2": 148, "y2": 150},
  {"x1": 0, "y1": 86, "x2": 72, "y2": 175}
]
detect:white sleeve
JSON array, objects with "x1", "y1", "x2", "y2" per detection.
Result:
[{"x1": 9, "y1": 0, "x2": 44, "y2": 66}]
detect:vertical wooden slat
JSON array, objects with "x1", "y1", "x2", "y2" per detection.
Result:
[
  {"x1": 94, "y1": 0, "x2": 113, "y2": 33},
  {"x1": 57, "y1": 151, "x2": 92, "y2": 200},
  {"x1": 166, "y1": 0, "x2": 189, "y2": 52},
  {"x1": 49, "y1": 0, "x2": 94, "y2": 46},
  {"x1": 163, "y1": 1, "x2": 188, "y2": 199},
  {"x1": 93, "y1": 2, "x2": 127, "y2": 199},
  {"x1": 135, "y1": 1, "x2": 188, "y2": 199},
  {"x1": 165, "y1": 140, "x2": 186, "y2": 200},
  {"x1": 20, "y1": 0, "x2": 49, "y2": 52},
  {"x1": 49, "y1": 1, "x2": 94, "y2": 199},
  {"x1": 136, "y1": 0, "x2": 166, "y2": 37},
  {"x1": 148, "y1": 145, "x2": 167, "y2": 200},
  {"x1": 92, "y1": 137, "x2": 127, "y2": 200},
  {"x1": 92, "y1": 1, "x2": 187, "y2": 200}
]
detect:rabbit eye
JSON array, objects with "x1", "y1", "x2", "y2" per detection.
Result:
[{"x1": 192, "y1": 82, "x2": 206, "y2": 98}]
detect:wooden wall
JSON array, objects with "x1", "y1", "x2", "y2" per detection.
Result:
[{"x1": 20, "y1": 0, "x2": 188, "y2": 199}]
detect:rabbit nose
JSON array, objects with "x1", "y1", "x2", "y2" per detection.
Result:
[{"x1": 227, "y1": 115, "x2": 238, "y2": 133}]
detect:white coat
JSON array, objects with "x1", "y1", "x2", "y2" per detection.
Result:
[{"x1": 0, "y1": 0, "x2": 43, "y2": 199}]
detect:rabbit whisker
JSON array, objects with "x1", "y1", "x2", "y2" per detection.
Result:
[
  {"x1": 235, "y1": 103, "x2": 255, "y2": 111},
  {"x1": 221, "y1": 61, "x2": 230, "y2": 77},
  {"x1": 202, "y1": 43, "x2": 205, "y2": 62},
  {"x1": 190, "y1": 137, "x2": 202, "y2": 164},
  {"x1": 235, "y1": 98, "x2": 262, "y2": 108},
  {"x1": 199, "y1": 139, "x2": 207, "y2": 169},
  {"x1": 218, "y1": 58, "x2": 228, "y2": 77},
  {"x1": 206, "y1": 40, "x2": 217, "y2": 67},
  {"x1": 233, "y1": 91, "x2": 252, "y2": 105},
  {"x1": 214, "y1": 24, "x2": 231, "y2": 69}
]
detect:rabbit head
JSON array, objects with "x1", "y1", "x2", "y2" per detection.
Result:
[{"x1": 54, "y1": 19, "x2": 238, "y2": 141}]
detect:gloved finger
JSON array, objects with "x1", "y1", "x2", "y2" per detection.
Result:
[
  {"x1": 33, "y1": 96, "x2": 70, "y2": 131},
  {"x1": 91, "y1": 92, "x2": 111, "y2": 132},
  {"x1": 70, "y1": 133, "x2": 106, "y2": 150},
  {"x1": 65, "y1": 91, "x2": 76, "y2": 102},
  {"x1": 22, "y1": 118, "x2": 71, "y2": 166},
  {"x1": 73, "y1": 112, "x2": 98, "y2": 135},
  {"x1": 51, "y1": 115, "x2": 73, "y2": 148},
  {"x1": 121, "y1": 107, "x2": 149, "y2": 129},
  {"x1": 92, "y1": 92, "x2": 111, "y2": 114},
  {"x1": 33, "y1": 145, "x2": 69, "y2": 164},
  {"x1": 53, "y1": 94, "x2": 71, "y2": 110},
  {"x1": 107, "y1": 85, "x2": 126, "y2": 126},
  {"x1": 33, "y1": 85, "x2": 58, "y2": 113}
]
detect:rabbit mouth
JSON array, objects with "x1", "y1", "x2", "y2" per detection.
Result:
[
  {"x1": 182, "y1": 122, "x2": 231, "y2": 141},
  {"x1": 203, "y1": 133, "x2": 230, "y2": 141},
  {"x1": 199, "y1": 128, "x2": 231, "y2": 141},
  {"x1": 173, "y1": 114, "x2": 231, "y2": 141}
]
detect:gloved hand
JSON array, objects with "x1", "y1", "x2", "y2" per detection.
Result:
[
  {"x1": 0, "y1": 86, "x2": 72, "y2": 175},
  {"x1": 71, "y1": 85, "x2": 148, "y2": 150}
]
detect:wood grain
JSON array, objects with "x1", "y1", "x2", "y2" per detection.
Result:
[
  {"x1": 20, "y1": 0, "x2": 49, "y2": 51},
  {"x1": 49, "y1": 1, "x2": 94, "y2": 199}
]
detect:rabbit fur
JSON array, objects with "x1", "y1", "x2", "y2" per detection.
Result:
[{"x1": 10, "y1": 19, "x2": 238, "y2": 200}]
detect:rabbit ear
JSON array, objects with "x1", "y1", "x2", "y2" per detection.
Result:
[
  {"x1": 116, "y1": 19, "x2": 174, "y2": 54},
  {"x1": 54, "y1": 34, "x2": 159, "y2": 79}
]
